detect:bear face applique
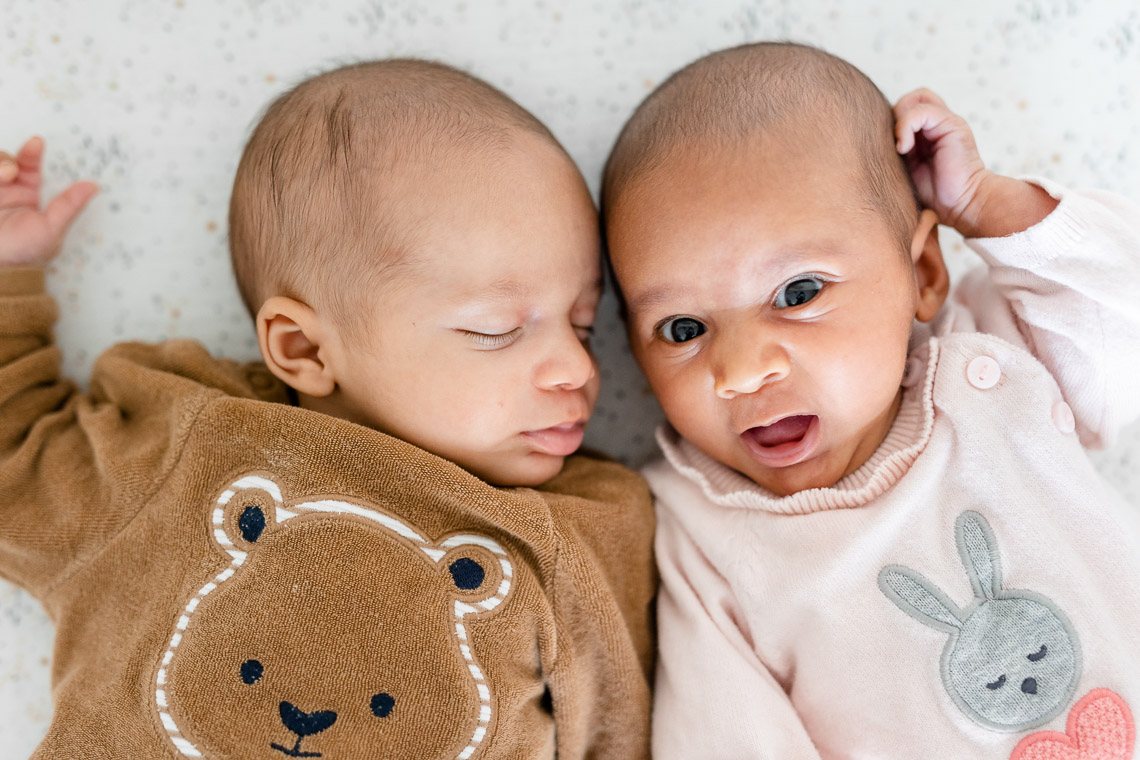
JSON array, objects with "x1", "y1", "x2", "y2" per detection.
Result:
[{"x1": 153, "y1": 474, "x2": 514, "y2": 759}]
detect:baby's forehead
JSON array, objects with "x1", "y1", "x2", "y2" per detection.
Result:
[
  {"x1": 230, "y1": 59, "x2": 582, "y2": 318},
  {"x1": 343, "y1": 143, "x2": 599, "y2": 286},
  {"x1": 602, "y1": 42, "x2": 908, "y2": 223}
]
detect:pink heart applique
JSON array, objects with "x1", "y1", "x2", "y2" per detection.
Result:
[{"x1": 1010, "y1": 689, "x2": 1135, "y2": 760}]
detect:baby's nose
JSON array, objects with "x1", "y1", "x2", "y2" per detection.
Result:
[
  {"x1": 536, "y1": 328, "x2": 596, "y2": 391},
  {"x1": 713, "y1": 334, "x2": 790, "y2": 400},
  {"x1": 1021, "y1": 677, "x2": 1038, "y2": 695}
]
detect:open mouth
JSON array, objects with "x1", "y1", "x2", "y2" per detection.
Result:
[{"x1": 741, "y1": 414, "x2": 820, "y2": 468}]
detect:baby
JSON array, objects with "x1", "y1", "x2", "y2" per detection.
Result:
[
  {"x1": 0, "y1": 60, "x2": 654, "y2": 759},
  {"x1": 602, "y1": 42, "x2": 1140, "y2": 758}
]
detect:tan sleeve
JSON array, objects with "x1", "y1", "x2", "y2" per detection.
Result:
[
  {"x1": 538, "y1": 456, "x2": 656, "y2": 759},
  {"x1": 0, "y1": 268, "x2": 217, "y2": 598}
]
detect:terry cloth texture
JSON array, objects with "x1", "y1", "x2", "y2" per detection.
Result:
[
  {"x1": 0, "y1": 265, "x2": 655, "y2": 760},
  {"x1": 645, "y1": 180, "x2": 1140, "y2": 759}
]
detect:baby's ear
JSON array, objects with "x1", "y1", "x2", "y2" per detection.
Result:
[
  {"x1": 256, "y1": 296, "x2": 337, "y2": 397},
  {"x1": 911, "y1": 209, "x2": 950, "y2": 323}
]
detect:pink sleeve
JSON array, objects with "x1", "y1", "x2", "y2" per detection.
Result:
[
  {"x1": 653, "y1": 506, "x2": 822, "y2": 760},
  {"x1": 952, "y1": 179, "x2": 1140, "y2": 448}
]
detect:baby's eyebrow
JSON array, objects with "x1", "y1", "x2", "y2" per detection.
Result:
[
  {"x1": 468, "y1": 278, "x2": 527, "y2": 302},
  {"x1": 628, "y1": 286, "x2": 679, "y2": 314},
  {"x1": 627, "y1": 245, "x2": 845, "y2": 314}
]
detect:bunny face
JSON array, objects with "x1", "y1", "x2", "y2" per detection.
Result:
[
  {"x1": 880, "y1": 511, "x2": 1082, "y2": 733},
  {"x1": 947, "y1": 595, "x2": 1079, "y2": 730}
]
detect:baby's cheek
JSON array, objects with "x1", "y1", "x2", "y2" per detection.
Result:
[{"x1": 661, "y1": 384, "x2": 721, "y2": 445}]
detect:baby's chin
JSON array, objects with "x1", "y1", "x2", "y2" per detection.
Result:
[
  {"x1": 723, "y1": 437, "x2": 852, "y2": 497},
  {"x1": 744, "y1": 460, "x2": 839, "y2": 497},
  {"x1": 464, "y1": 451, "x2": 569, "y2": 488}
]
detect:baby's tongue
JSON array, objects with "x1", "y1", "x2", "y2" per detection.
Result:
[{"x1": 751, "y1": 415, "x2": 813, "y2": 447}]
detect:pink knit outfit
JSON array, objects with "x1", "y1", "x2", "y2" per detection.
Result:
[{"x1": 646, "y1": 180, "x2": 1140, "y2": 759}]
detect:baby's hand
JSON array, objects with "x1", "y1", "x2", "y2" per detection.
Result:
[
  {"x1": 894, "y1": 89, "x2": 989, "y2": 234},
  {"x1": 895, "y1": 89, "x2": 1056, "y2": 238},
  {"x1": 0, "y1": 137, "x2": 97, "y2": 268}
]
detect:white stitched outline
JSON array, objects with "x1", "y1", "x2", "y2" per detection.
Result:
[{"x1": 155, "y1": 474, "x2": 513, "y2": 759}]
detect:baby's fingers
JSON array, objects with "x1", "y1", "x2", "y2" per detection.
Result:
[
  {"x1": 0, "y1": 152, "x2": 17, "y2": 183},
  {"x1": 45, "y1": 181, "x2": 98, "y2": 236},
  {"x1": 894, "y1": 88, "x2": 947, "y2": 117},
  {"x1": 0, "y1": 137, "x2": 45, "y2": 186},
  {"x1": 894, "y1": 101, "x2": 963, "y2": 154}
]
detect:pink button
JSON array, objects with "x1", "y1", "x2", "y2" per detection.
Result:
[
  {"x1": 1052, "y1": 401, "x2": 1075, "y2": 434},
  {"x1": 966, "y1": 355, "x2": 1001, "y2": 389}
]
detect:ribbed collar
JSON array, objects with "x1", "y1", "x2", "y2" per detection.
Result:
[{"x1": 656, "y1": 337, "x2": 940, "y2": 515}]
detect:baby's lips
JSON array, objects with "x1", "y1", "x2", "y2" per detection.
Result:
[
  {"x1": 748, "y1": 415, "x2": 815, "y2": 448},
  {"x1": 522, "y1": 422, "x2": 586, "y2": 457}
]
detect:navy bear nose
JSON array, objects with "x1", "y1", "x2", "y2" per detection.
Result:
[
  {"x1": 279, "y1": 701, "x2": 337, "y2": 737},
  {"x1": 1021, "y1": 677, "x2": 1038, "y2": 695}
]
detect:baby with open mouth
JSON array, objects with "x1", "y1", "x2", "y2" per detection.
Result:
[{"x1": 602, "y1": 41, "x2": 1140, "y2": 758}]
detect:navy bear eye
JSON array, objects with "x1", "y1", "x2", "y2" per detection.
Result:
[
  {"x1": 371, "y1": 692, "x2": 395, "y2": 718},
  {"x1": 449, "y1": 557, "x2": 485, "y2": 590},
  {"x1": 239, "y1": 506, "x2": 265, "y2": 543},
  {"x1": 240, "y1": 659, "x2": 263, "y2": 685},
  {"x1": 1028, "y1": 645, "x2": 1048, "y2": 662},
  {"x1": 986, "y1": 675, "x2": 1007, "y2": 690}
]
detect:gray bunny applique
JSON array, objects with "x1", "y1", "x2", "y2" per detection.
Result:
[{"x1": 878, "y1": 510, "x2": 1081, "y2": 733}]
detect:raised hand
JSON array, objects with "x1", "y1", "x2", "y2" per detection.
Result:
[
  {"x1": 894, "y1": 88, "x2": 990, "y2": 234},
  {"x1": 894, "y1": 89, "x2": 1056, "y2": 239},
  {"x1": 0, "y1": 136, "x2": 98, "y2": 267}
]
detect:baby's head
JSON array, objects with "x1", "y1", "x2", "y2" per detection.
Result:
[
  {"x1": 603, "y1": 42, "x2": 949, "y2": 496},
  {"x1": 230, "y1": 60, "x2": 601, "y2": 487}
]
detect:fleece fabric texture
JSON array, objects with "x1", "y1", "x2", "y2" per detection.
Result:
[
  {"x1": 645, "y1": 180, "x2": 1140, "y2": 759},
  {"x1": 0, "y1": 265, "x2": 655, "y2": 760}
]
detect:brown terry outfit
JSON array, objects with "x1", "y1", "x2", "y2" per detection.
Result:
[{"x1": 0, "y1": 268, "x2": 655, "y2": 760}]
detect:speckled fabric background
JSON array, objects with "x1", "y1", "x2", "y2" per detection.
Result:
[{"x1": 2, "y1": 0, "x2": 1138, "y2": 751}]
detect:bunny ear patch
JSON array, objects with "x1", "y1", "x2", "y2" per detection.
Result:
[
  {"x1": 879, "y1": 565, "x2": 964, "y2": 633},
  {"x1": 957, "y1": 511, "x2": 1004, "y2": 600}
]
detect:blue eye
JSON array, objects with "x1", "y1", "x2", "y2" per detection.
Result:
[
  {"x1": 775, "y1": 277, "x2": 823, "y2": 308},
  {"x1": 660, "y1": 317, "x2": 706, "y2": 344}
]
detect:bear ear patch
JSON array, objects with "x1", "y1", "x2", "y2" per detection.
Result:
[
  {"x1": 439, "y1": 545, "x2": 503, "y2": 607},
  {"x1": 448, "y1": 557, "x2": 485, "y2": 590},
  {"x1": 239, "y1": 505, "x2": 266, "y2": 543},
  {"x1": 217, "y1": 484, "x2": 280, "y2": 552}
]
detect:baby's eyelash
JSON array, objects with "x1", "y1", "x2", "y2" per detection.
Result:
[
  {"x1": 459, "y1": 328, "x2": 521, "y2": 348},
  {"x1": 772, "y1": 274, "x2": 833, "y2": 309}
]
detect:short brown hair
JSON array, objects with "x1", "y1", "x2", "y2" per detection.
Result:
[
  {"x1": 602, "y1": 42, "x2": 919, "y2": 255},
  {"x1": 229, "y1": 58, "x2": 561, "y2": 335}
]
